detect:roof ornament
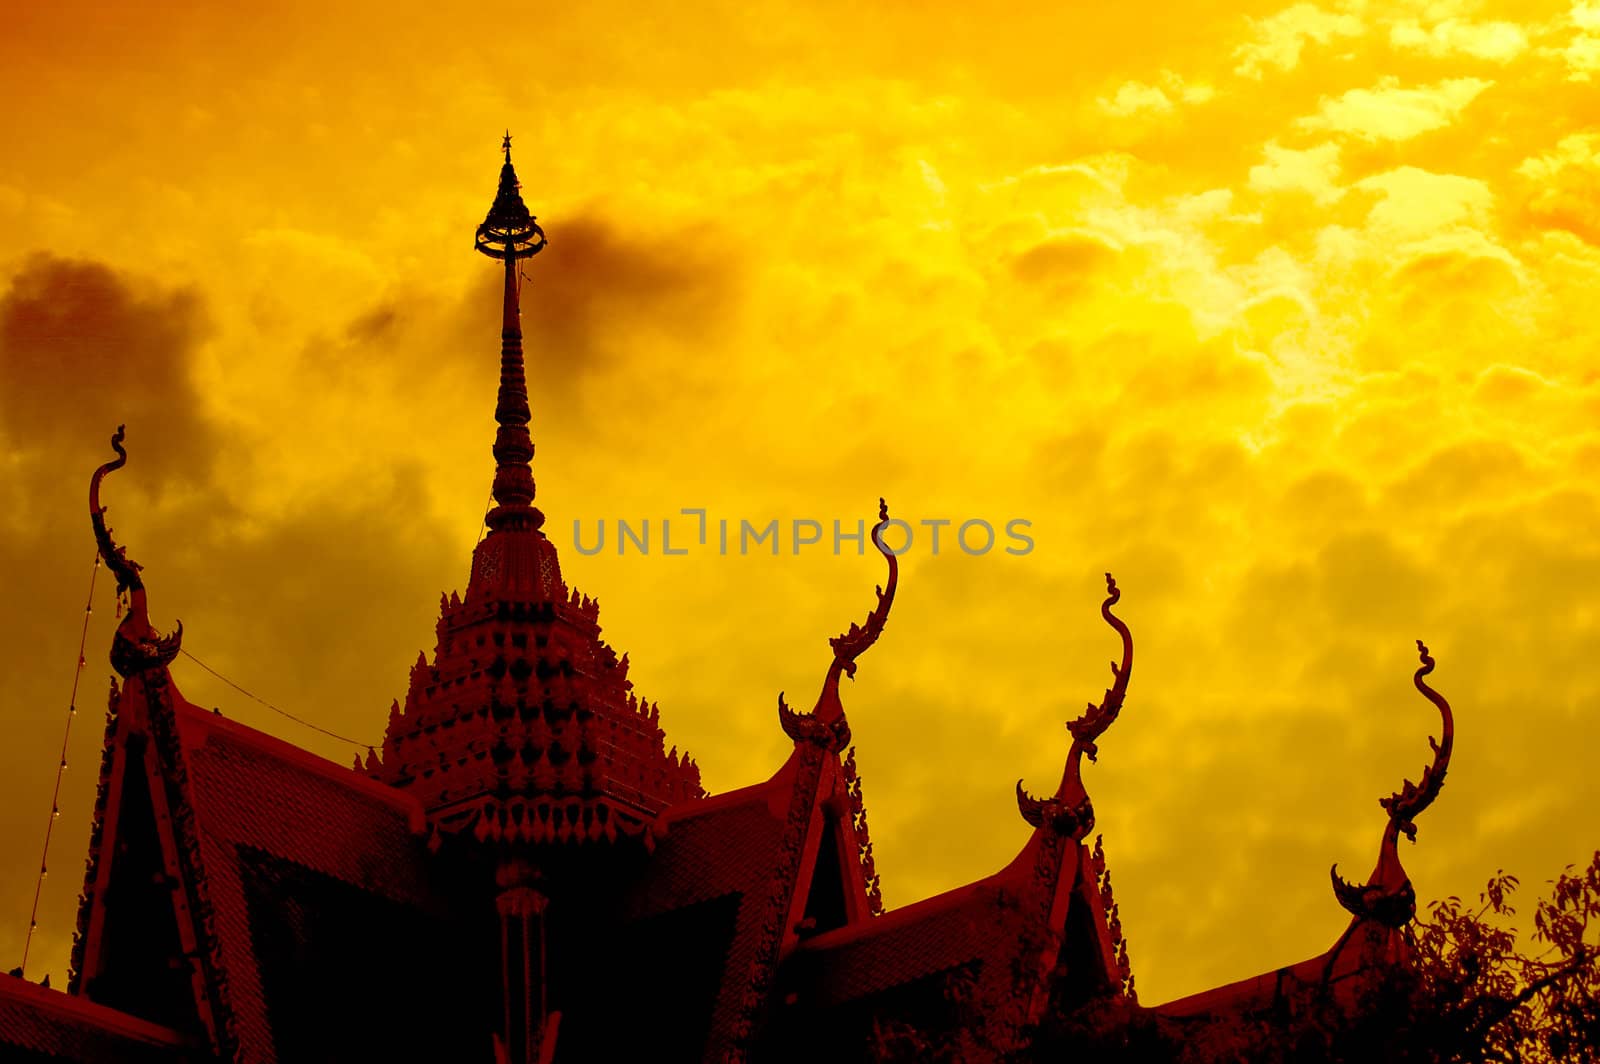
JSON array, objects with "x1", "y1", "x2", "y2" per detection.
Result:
[
  {"x1": 89, "y1": 426, "x2": 182, "y2": 677},
  {"x1": 779, "y1": 499, "x2": 899, "y2": 752},
  {"x1": 1331, "y1": 640, "x2": 1454, "y2": 928},
  {"x1": 475, "y1": 134, "x2": 549, "y2": 535},
  {"x1": 1017, "y1": 573, "x2": 1132, "y2": 838}
]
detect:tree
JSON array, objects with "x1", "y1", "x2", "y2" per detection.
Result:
[
  {"x1": 1031, "y1": 851, "x2": 1600, "y2": 1063},
  {"x1": 1403, "y1": 852, "x2": 1600, "y2": 1063}
]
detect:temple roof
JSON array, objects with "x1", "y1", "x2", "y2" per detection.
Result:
[
  {"x1": 32, "y1": 139, "x2": 1462, "y2": 1064},
  {"x1": 72, "y1": 664, "x2": 479, "y2": 1063},
  {"x1": 0, "y1": 974, "x2": 190, "y2": 1064},
  {"x1": 69, "y1": 423, "x2": 1142, "y2": 1061}
]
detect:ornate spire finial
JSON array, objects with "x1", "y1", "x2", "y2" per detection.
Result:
[
  {"x1": 1331, "y1": 640, "x2": 1455, "y2": 928},
  {"x1": 779, "y1": 499, "x2": 899, "y2": 751},
  {"x1": 475, "y1": 135, "x2": 549, "y2": 534},
  {"x1": 89, "y1": 426, "x2": 182, "y2": 677},
  {"x1": 1017, "y1": 573, "x2": 1133, "y2": 838}
]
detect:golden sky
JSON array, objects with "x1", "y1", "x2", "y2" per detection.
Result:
[{"x1": 2, "y1": 0, "x2": 1597, "y2": 1008}]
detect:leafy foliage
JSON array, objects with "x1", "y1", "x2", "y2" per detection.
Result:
[
  {"x1": 875, "y1": 852, "x2": 1600, "y2": 1063},
  {"x1": 1405, "y1": 854, "x2": 1600, "y2": 1063}
]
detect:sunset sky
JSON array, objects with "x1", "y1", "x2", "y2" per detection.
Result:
[{"x1": 2, "y1": 0, "x2": 1597, "y2": 1008}]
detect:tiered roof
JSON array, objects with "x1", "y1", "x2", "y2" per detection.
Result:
[{"x1": 377, "y1": 138, "x2": 702, "y2": 849}]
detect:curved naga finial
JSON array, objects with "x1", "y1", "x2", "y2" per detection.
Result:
[
  {"x1": 1383, "y1": 640, "x2": 1454, "y2": 840},
  {"x1": 90, "y1": 426, "x2": 141, "y2": 594},
  {"x1": 779, "y1": 499, "x2": 899, "y2": 752},
  {"x1": 90, "y1": 426, "x2": 182, "y2": 677},
  {"x1": 1017, "y1": 574, "x2": 1133, "y2": 839},
  {"x1": 1331, "y1": 640, "x2": 1453, "y2": 928}
]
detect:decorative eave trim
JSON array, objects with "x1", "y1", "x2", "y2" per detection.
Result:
[
  {"x1": 68, "y1": 677, "x2": 125, "y2": 995},
  {"x1": 138, "y1": 669, "x2": 240, "y2": 1060},
  {"x1": 840, "y1": 747, "x2": 885, "y2": 917}
]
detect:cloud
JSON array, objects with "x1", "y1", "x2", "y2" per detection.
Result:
[
  {"x1": 1354, "y1": 167, "x2": 1495, "y2": 240},
  {"x1": 1565, "y1": 1, "x2": 1600, "y2": 79},
  {"x1": 1296, "y1": 76, "x2": 1492, "y2": 141},
  {"x1": 1517, "y1": 133, "x2": 1600, "y2": 243},
  {"x1": 0, "y1": 255, "x2": 218, "y2": 487},
  {"x1": 1389, "y1": 18, "x2": 1529, "y2": 62},
  {"x1": 1096, "y1": 72, "x2": 1214, "y2": 119},
  {"x1": 1009, "y1": 232, "x2": 1122, "y2": 287},
  {"x1": 510, "y1": 212, "x2": 744, "y2": 396},
  {"x1": 1234, "y1": 3, "x2": 1365, "y2": 79},
  {"x1": 1249, "y1": 140, "x2": 1345, "y2": 205},
  {"x1": 1099, "y1": 80, "x2": 1175, "y2": 118},
  {"x1": 1472, "y1": 363, "x2": 1555, "y2": 405}
]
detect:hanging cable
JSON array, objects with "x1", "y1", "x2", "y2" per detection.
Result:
[
  {"x1": 177, "y1": 649, "x2": 372, "y2": 748},
  {"x1": 20, "y1": 552, "x2": 101, "y2": 977},
  {"x1": 474, "y1": 486, "x2": 494, "y2": 548}
]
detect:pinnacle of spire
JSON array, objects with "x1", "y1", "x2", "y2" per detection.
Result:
[
  {"x1": 476, "y1": 133, "x2": 546, "y2": 262},
  {"x1": 472, "y1": 135, "x2": 549, "y2": 538}
]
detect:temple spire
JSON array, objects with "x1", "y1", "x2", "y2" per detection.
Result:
[{"x1": 475, "y1": 134, "x2": 548, "y2": 533}]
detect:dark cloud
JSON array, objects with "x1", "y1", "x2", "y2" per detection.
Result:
[
  {"x1": 290, "y1": 211, "x2": 742, "y2": 439},
  {"x1": 1391, "y1": 247, "x2": 1521, "y2": 303},
  {"x1": 0, "y1": 254, "x2": 218, "y2": 483},
  {"x1": 1382, "y1": 438, "x2": 1530, "y2": 517},
  {"x1": 1010, "y1": 234, "x2": 1119, "y2": 288},
  {"x1": 518, "y1": 213, "x2": 740, "y2": 387},
  {"x1": 153, "y1": 458, "x2": 460, "y2": 751}
]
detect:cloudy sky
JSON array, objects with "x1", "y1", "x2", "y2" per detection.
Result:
[{"x1": 2, "y1": 0, "x2": 1597, "y2": 1007}]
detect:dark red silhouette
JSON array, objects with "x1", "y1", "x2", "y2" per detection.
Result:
[{"x1": 0, "y1": 141, "x2": 1453, "y2": 1063}]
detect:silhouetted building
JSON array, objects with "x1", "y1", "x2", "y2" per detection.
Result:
[{"x1": 0, "y1": 140, "x2": 1453, "y2": 1063}]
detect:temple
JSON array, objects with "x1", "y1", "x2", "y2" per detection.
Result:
[{"x1": 0, "y1": 140, "x2": 1455, "y2": 1063}]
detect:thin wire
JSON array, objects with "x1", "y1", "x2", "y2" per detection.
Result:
[
  {"x1": 21, "y1": 552, "x2": 101, "y2": 976},
  {"x1": 474, "y1": 486, "x2": 494, "y2": 548},
  {"x1": 178, "y1": 649, "x2": 371, "y2": 749}
]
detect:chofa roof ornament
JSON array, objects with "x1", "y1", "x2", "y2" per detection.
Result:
[
  {"x1": 779, "y1": 498, "x2": 899, "y2": 752},
  {"x1": 89, "y1": 425, "x2": 182, "y2": 677},
  {"x1": 1017, "y1": 572, "x2": 1133, "y2": 839},
  {"x1": 1331, "y1": 639, "x2": 1455, "y2": 928}
]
